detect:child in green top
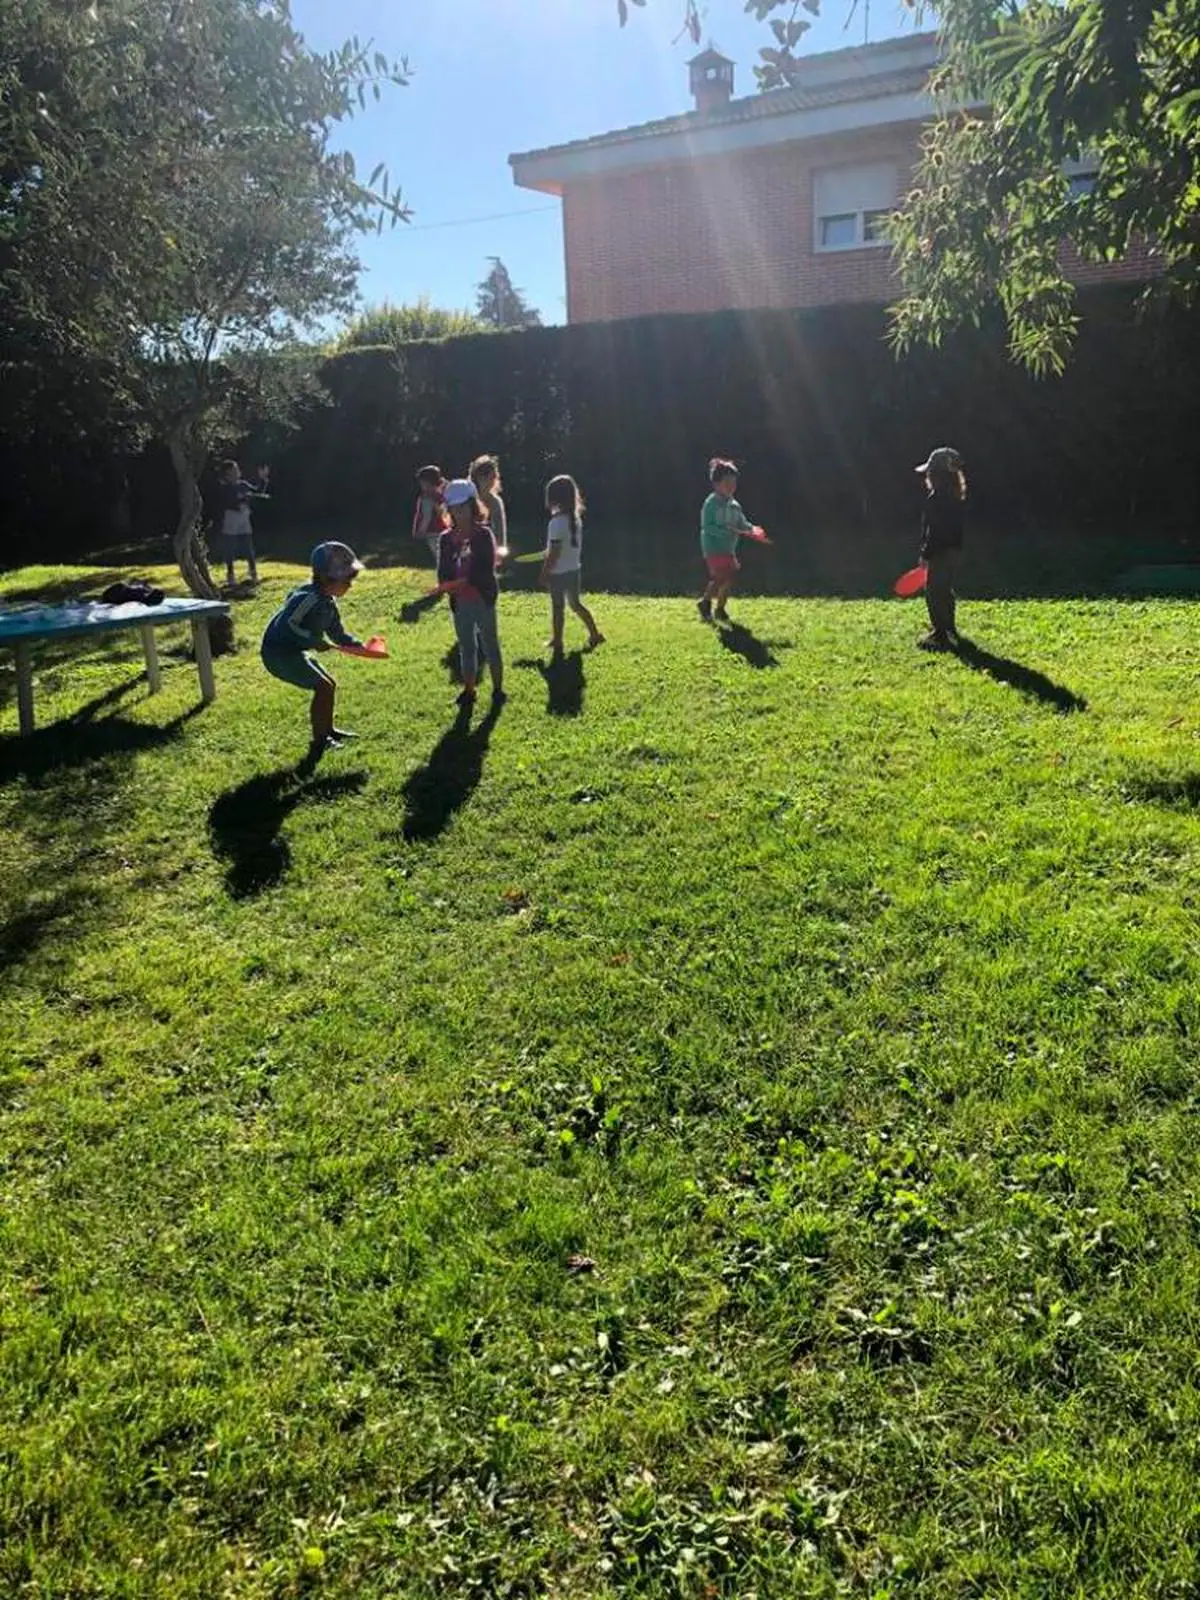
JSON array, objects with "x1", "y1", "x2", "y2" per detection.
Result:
[{"x1": 699, "y1": 458, "x2": 754, "y2": 623}]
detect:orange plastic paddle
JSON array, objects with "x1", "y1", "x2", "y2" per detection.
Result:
[{"x1": 893, "y1": 565, "x2": 928, "y2": 598}]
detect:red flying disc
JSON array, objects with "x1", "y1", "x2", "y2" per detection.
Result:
[
  {"x1": 338, "y1": 634, "x2": 389, "y2": 659},
  {"x1": 893, "y1": 565, "x2": 928, "y2": 598},
  {"x1": 744, "y1": 525, "x2": 771, "y2": 544}
]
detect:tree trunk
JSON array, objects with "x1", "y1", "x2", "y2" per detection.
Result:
[{"x1": 167, "y1": 430, "x2": 234, "y2": 655}]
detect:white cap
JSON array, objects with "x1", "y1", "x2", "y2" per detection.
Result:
[
  {"x1": 443, "y1": 478, "x2": 477, "y2": 508},
  {"x1": 915, "y1": 447, "x2": 964, "y2": 475}
]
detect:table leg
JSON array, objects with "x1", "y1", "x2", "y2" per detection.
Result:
[
  {"x1": 14, "y1": 642, "x2": 35, "y2": 735},
  {"x1": 140, "y1": 624, "x2": 162, "y2": 694},
  {"x1": 191, "y1": 617, "x2": 216, "y2": 704}
]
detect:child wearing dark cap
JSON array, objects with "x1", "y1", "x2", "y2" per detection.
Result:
[
  {"x1": 261, "y1": 540, "x2": 365, "y2": 758},
  {"x1": 916, "y1": 446, "x2": 967, "y2": 651}
]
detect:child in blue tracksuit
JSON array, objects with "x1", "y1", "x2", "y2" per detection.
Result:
[{"x1": 261, "y1": 541, "x2": 364, "y2": 758}]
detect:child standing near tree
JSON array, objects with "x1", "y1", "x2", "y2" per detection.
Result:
[
  {"x1": 217, "y1": 459, "x2": 269, "y2": 587},
  {"x1": 698, "y1": 458, "x2": 754, "y2": 623},
  {"x1": 915, "y1": 446, "x2": 967, "y2": 650},
  {"x1": 469, "y1": 454, "x2": 508, "y2": 555},
  {"x1": 540, "y1": 473, "x2": 604, "y2": 655},
  {"x1": 261, "y1": 540, "x2": 365, "y2": 761},
  {"x1": 438, "y1": 479, "x2": 505, "y2": 709}
]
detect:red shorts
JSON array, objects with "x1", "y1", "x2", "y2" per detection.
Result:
[{"x1": 705, "y1": 553, "x2": 740, "y2": 581}]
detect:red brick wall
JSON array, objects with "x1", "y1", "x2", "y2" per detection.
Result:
[{"x1": 561, "y1": 128, "x2": 1154, "y2": 322}]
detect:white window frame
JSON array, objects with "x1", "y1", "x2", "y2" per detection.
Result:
[
  {"x1": 813, "y1": 162, "x2": 898, "y2": 254},
  {"x1": 1063, "y1": 152, "x2": 1100, "y2": 201}
]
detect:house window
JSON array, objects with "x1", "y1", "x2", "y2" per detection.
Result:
[
  {"x1": 814, "y1": 162, "x2": 898, "y2": 252},
  {"x1": 1064, "y1": 154, "x2": 1099, "y2": 200},
  {"x1": 819, "y1": 213, "x2": 857, "y2": 250},
  {"x1": 862, "y1": 208, "x2": 894, "y2": 243}
]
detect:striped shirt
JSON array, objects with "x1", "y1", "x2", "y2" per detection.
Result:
[{"x1": 262, "y1": 583, "x2": 359, "y2": 652}]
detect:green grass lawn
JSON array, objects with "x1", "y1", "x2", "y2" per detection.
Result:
[{"x1": 2, "y1": 560, "x2": 1200, "y2": 1598}]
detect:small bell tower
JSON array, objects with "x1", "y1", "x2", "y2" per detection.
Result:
[{"x1": 689, "y1": 48, "x2": 735, "y2": 115}]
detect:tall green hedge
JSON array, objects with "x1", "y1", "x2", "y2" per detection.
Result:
[
  {"x1": 5, "y1": 288, "x2": 1198, "y2": 593},
  {"x1": 243, "y1": 289, "x2": 1198, "y2": 589}
]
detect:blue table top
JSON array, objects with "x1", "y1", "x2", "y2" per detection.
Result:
[{"x1": 0, "y1": 596, "x2": 230, "y2": 644}]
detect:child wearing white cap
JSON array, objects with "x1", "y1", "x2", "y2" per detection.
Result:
[
  {"x1": 261, "y1": 540, "x2": 365, "y2": 760},
  {"x1": 916, "y1": 447, "x2": 967, "y2": 650}
]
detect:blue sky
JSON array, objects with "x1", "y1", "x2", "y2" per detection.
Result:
[{"x1": 291, "y1": 0, "x2": 915, "y2": 327}]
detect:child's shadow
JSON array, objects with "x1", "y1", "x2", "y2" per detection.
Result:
[
  {"x1": 718, "y1": 622, "x2": 790, "y2": 670},
  {"x1": 1122, "y1": 773, "x2": 1200, "y2": 809},
  {"x1": 398, "y1": 702, "x2": 503, "y2": 843},
  {"x1": 441, "y1": 642, "x2": 463, "y2": 685},
  {"x1": 513, "y1": 652, "x2": 585, "y2": 717},
  {"x1": 952, "y1": 639, "x2": 1087, "y2": 713},
  {"x1": 209, "y1": 765, "x2": 367, "y2": 898}
]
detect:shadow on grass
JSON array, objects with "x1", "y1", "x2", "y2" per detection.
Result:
[
  {"x1": 397, "y1": 701, "x2": 503, "y2": 843},
  {"x1": 717, "y1": 622, "x2": 791, "y2": 670},
  {"x1": 951, "y1": 639, "x2": 1087, "y2": 714},
  {"x1": 1123, "y1": 774, "x2": 1200, "y2": 809},
  {"x1": 0, "y1": 888, "x2": 102, "y2": 979},
  {"x1": 0, "y1": 693, "x2": 209, "y2": 978},
  {"x1": 398, "y1": 590, "x2": 447, "y2": 626},
  {"x1": 513, "y1": 652, "x2": 585, "y2": 717},
  {"x1": 442, "y1": 642, "x2": 464, "y2": 686},
  {"x1": 0, "y1": 692, "x2": 201, "y2": 785},
  {"x1": 0, "y1": 573, "x2": 115, "y2": 606},
  {"x1": 209, "y1": 765, "x2": 368, "y2": 898}
]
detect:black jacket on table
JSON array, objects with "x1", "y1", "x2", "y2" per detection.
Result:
[
  {"x1": 919, "y1": 489, "x2": 965, "y2": 560},
  {"x1": 437, "y1": 525, "x2": 498, "y2": 607}
]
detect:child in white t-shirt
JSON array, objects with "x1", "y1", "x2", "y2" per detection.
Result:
[{"x1": 539, "y1": 474, "x2": 604, "y2": 657}]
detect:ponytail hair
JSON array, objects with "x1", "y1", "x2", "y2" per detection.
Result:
[
  {"x1": 546, "y1": 473, "x2": 585, "y2": 538},
  {"x1": 928, "y1": 466, "x2": 968, "y2": 502},
  {"x1": 469, "y1": 454, "x2": 502, "y2": 495},
  {"x1": 709, "y1": 457, "x2": 738, "y2": 485}
]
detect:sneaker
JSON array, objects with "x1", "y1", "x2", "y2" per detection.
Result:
[
  {"x1": 456, "y1": 688, "x2": 477, "y2": 708},
  {"x1": 713, "y1": 607, "x2": 730, "y2": 624},
  {"x1": 331, "y1": 727, "x2": 358, "y2": 741},
  {"x1": 323, "y1": 733, "x2": 347, "y2": 750},
  {"x1": 918, "y1": 631, "x2": 949, "y2": 651},
  {"x1": 587, "y1": 632, "x2": 606, "y2": 650},
  {"x1": 491, "y1": 689, "x2": 509, "y2": 707},
  {"x1": 698, "y1": 598, "x2": 713, "y2": 623}
]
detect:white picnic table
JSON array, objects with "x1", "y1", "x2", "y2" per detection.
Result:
[{"x1": 0, "y1": 596, "x2": 230, "y2": 736}]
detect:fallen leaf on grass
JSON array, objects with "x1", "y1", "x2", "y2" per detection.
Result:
[
  {"x1": 501, "y1": 888, "x2": 530, "y2": 912},
  {"x1": 566, "y1": 1254, "x2": 598, "y2": 1274}
]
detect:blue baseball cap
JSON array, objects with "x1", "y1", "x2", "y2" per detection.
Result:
[{"x1": 311, "y1": 541, "x2": 364, "y2": 580}]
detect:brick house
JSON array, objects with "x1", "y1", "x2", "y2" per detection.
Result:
[{"x1": 509, "y1": 32, "x2": 1143, "y2": 324}]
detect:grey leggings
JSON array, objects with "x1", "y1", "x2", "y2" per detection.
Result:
[{"x1": 453, "y1": 597, "x2": 502, "y2": 683}]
